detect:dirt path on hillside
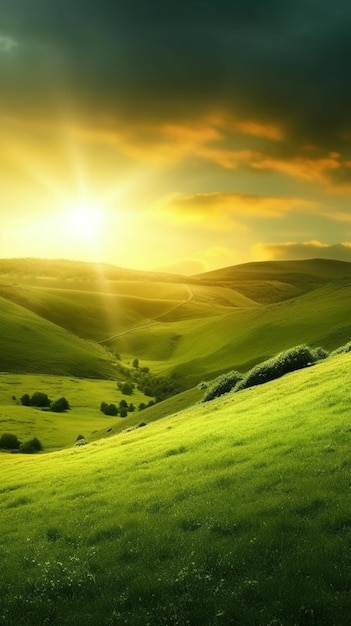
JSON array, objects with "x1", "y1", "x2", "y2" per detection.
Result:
[{"x1": 98, "y1": 284, "x2": 193, "y2": 344}]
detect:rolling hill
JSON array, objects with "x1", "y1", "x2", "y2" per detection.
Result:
[
  {"x1": 1, "y1": 351, "x2": 351, "y2": 624},
  {"x1": 0, "y1": 257, "x2": 350, "y2": 388}
]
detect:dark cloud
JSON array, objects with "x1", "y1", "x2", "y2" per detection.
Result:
[{"x1": 1, "y1": 0, "x2": 351, "y2": 153}]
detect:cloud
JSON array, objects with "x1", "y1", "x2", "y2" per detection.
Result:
[
  {"x1": 254, "y1": 241, "x2": 351, "y2": 262},
  {"x1": 0, "y1": 35, "x2": 17, "y2": 53},
  {"x1": 157, "y1": 192, "x2": 318, "y2": 221}
]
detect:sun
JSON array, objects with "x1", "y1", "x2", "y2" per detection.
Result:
[{"x1": 64, "y1": 201, "x2": 104, "y2": 241}]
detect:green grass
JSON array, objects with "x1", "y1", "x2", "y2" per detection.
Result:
[
  {"x1": 0, "y1": 374, "x2": 152, "y2": 451},
  {"x1": 0, "y1": 295, "x2": 116, "y2": 377},
  {"x1": 1, "y1": 353, "x2": 351, "y2": 624},
  {"x1": 113, "y1": 278, "x2": 351, "y2": 386}
]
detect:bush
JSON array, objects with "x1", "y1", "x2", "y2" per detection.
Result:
[
  {"x1": 20, "y1": 393, "x2": 31, "y2": 406},
  {"x1": 0, "y1": 433, "x2": 21, "y2": 450},
  {"x1": 20, "y1": 437, "x2": 42, "y2": 454},
  {"x1": 104, "y1": 403, "x2": 119, "y2": 416},
  {"x1": 30, "y1": 391, "x2": 52, "y2": 408},
  {"x1": 234, "y1": 344, "x2": 319, "y2": 393},
  {"x1": 51, "y1": 397, "x2": 70, "y2": 412},
  {"x1": 76, "y1": 434, "x2": 85, "y2": 441},
  {"x1": 120, "y1": 407, "x2": 128, "y2": 418},
  {"x1": 331, "y1": 341, "x2": 351, "y2": 356},
  {"x1": 202, "y1": 371, "x2": 244, "y2": 402},
  {"x1": 120, "y1": 382, "x2": 134, "y2": 395}
]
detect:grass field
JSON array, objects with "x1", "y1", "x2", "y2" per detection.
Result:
[
  {"x1": 1, "y1": 352, "x2": 351, "y2": 624},
  {"x1": 0, "y1": 374, "x2": 153, "y2": 451},
  {"x1": 1, "y1": 258, "x2": 350, "y2": 387}
]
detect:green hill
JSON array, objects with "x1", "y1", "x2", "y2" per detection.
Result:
[
  {"x1": 1, "y1": 352, "x2": 351, "y2": 624},
  {"x1": 192, "y1": 258, "x2": 351, "y2": 303},
  {"x1": 110, "y1": 276, "x2": 351, "y2": 385},
  {"x1": 1, "y1": 257, "x2": 350, "y2": 387},
  {"x1": 0, "y1": 295, "x2": 115, "y2": 377}
]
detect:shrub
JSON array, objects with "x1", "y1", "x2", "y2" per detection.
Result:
[
  {"x1": 202, "y1": 371, "x2": 244, "y2": 402},
  {"x1": 138, "y1": 403, "x2": 146, "y2": 411},
  {"x1": 30, "y1": 391, "x2": 52, "y2": 408},
  {"x1": 121, "y1": 382, "x2": 134, "y2": 395},
  {"x1": 100, "y1": 401, "x2": 108, "y2": 413},
  {"x1": 197, "y1": 381, "x2": 208, "y2": 390},
  {"x1": 104, "y1": 403, "x2": 119, "y2": 416},
  {"x1": 76, "y1": 434, "x2": 85, "y2": 441},
  {"x1": 234, "y1": 344, "x2": 318, "y2": 393},
  {"x1": 120, "y1": 407, "x2": 128, "y2": 418},
  {"x1": 331, "y1": 341, "x2": 351, "y2": 356},
  {"x1": 0, "y1": 433, "x2": 21, "y2": 450},
  {"x1": 310, "y1": 347, "x2": 329, "y2": 361},
  {"x1": 20, "y1": 393, "x2": 31, "y2": 406},
  {"x1": 51, "y1": 397, "x2": 70, "y2": 412},
  {"x1": 20, "y1": 437, "x2": 42, "y2": 454}
]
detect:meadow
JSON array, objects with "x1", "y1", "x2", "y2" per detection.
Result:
[
  {"x1": 1, "y1": 257, "x2": 351, "y2": 624},
  {"x1": 0, "y1": 373, "x2": 154, "y2": 451},
  {"x1": 1, "y1": 352, "x2": 351, "y2": 624}
]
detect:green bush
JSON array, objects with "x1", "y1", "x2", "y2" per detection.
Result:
[
  {"x1": 51, "y1": 397, "x2": 70, "y2": 412},
  {"x1": 202, "y1": 371, "x2": 244, "y2": 402},
  {"x1": 30, "y1": 391, "x2": 52, "y2": 408},
  {"x1": 20, "y1": 437, "x2": 42, "y2": 454},
  {"x1": 104, "y1": 403, "x2": 119, "y2": 416},
  {"x1": 0, "y1": 433, "x2": 21, "y2": 450},
  {"x1": 330, "y1": 341, "x2": 351, "y2": 356},
  {"x1": 20, "y1": 393, "x2": 31, "y2": 406},
  {"x1": 234, "y1": 344, "x2": 320, "y2": 393}
]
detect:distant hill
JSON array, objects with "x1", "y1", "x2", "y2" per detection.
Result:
[
  {"x1": 0, "y1": 294, "x2": 115, "y2": 377},
  {"x1": 192, "y1": 258, "x2": 351, "y2": 303},
  {"x1": 0, "y1": 257, "x2": 350, "y2": 382}
]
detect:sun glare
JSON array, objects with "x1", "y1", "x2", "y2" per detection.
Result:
[{"x1": 64, "y1": 202, "x2": 104, "y2": 241}]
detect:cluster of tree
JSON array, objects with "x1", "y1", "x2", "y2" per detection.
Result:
[
  {"x1": 20, "y1": 392, "x2": 70, "y2": 413},
  {"x1": 115, "y1": 360, "x2": 181, "y2": 402},
  {"x1": 0, "y1": 433, "x2": 42, "y2": 454},
  {"x1": 100, "y1": 400, "x2": 135, "y2": 418}
]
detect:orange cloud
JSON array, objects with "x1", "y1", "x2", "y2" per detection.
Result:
[{"x1": 157, "y1": 192, "x2": 318, "y2": 221}]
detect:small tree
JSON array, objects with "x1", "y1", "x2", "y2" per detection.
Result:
[
  {"x1": 132, "y1": 358, "x2": 139, "y2": 369},
  {"x1": 20, "y1": 437, "x2": 42, "y2": 454},
  {"x1": 51, "y1": 397, "x2": 70, "y2": 413},
  {"x1": 120, "y1": 407, "x2": 128, "y2": 418},
  {"x1": 121, "y1": 382, "x2": 134, "y2": 395},
  {"x1": 0, "y1": 433, "x2": 21, "y2": 450},
  {"x1": 30, "y1": 391, "x2": 52, "y2": 408},
  {"x1": 20, "y1": 393, "x2": 31, "y2": 406},
  {"x1": 119, "y1": 399, "x2": 128, "y2": 409},
  {"x1": 104, "y1": 403, "x2": 118, "y2": 416}
]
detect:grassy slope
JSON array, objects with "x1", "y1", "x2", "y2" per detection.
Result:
[
  {"x1": 111, "y1": 278, "x2": 351, "y2": 385},
  {"x1": 193, "y1": 258, "x2": 351, "y2": 303},
  {"x1": 0, "y1": 280, "x2": 258, "y2": 341},
  {"x1": 0, "y1": 374, "x2": 153, "y2": 451},
  {"x1": 1, "y1": 353, "x2": 351, "y2": 624},
  {"x1": 0, "y1": 296, "x2": 115, "y2": 377}
]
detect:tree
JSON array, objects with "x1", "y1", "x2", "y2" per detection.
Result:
[
  {"x1": 120, "y1": 407, "x2": 128, "y2": 418},
  {"x1": 30, "y1": 391, "x2": 52, "y2": 408},
  {"x1": 132, "y1": 358, "x2": 139, "y2": 369},
  {"x1": 50, "y1": 397, "x2": 70, "y2": 413},
  {"x1": 20, "y1": 437, "x2": 42, "y2": 454},
  {"x1": 119, "y1": 399, "x2": 128, "y2": 409},
  {"x1": 0, "y1": 433, "x2": 21, "y2": 450},
  {"x1": 20, "y1": 393, "x2": 31, "y2": 406},
  {"x1": 121, "y1": 382, "x2": 134, "y2": 395}
]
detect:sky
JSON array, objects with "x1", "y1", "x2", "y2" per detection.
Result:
[{"x1": 1, "y1": 0, "x2": 351, "y2": 274}]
